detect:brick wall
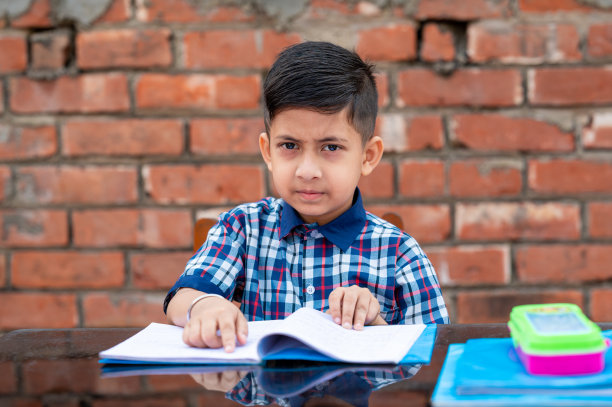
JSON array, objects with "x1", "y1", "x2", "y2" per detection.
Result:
[{"x1": 1, "y1": 0, "x2": 611, "y2": 330}]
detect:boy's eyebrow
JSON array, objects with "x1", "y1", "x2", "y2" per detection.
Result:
[{"x1": 273, "y1": 135, "x2": 350, "y2": 144}]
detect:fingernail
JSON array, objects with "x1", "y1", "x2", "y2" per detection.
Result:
[
  {"x1": 334, "y1": 317, "x2": 341, "y2": 324},
  {"x1": 343, "y1": 322, "x2": 351, "y2": 329},
  {"x1": 225, "y1": 345, "x2": 234, "y2": 352},
  {"x1": 355, "y1": 323, "x2": 363, "y2": 330}
]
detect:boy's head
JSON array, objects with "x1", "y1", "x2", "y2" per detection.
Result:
[
  {"x1": 263, "y1": 41, "x2": 378, "y2": 144},
  {"x1": 259, "y1": 41, "x2": 384, "y2": 226}
]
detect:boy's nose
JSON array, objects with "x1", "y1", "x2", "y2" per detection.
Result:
[{"x1": 295, "y1": 154, "x2": 322, "y2": 180}]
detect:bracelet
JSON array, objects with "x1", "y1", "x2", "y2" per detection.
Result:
[{"x1": 186, "y1": 293, "x2": 226, "y2": 321}]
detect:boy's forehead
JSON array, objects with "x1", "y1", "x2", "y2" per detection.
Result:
[{"x1": 269, "y1": 108, "x2": 360, "y2": 140}]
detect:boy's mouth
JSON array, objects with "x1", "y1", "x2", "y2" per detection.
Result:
[{"x1": 297, "y1": 190, "x2": 323, "y2": 201}]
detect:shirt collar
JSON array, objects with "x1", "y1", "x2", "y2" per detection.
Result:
[{"x1": 280, "y1": 189, "x2": 366, "y2": 252}]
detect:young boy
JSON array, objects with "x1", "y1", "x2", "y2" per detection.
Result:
[{"x1": 165, "y1": 41, "x2": 449, "y2": 352}]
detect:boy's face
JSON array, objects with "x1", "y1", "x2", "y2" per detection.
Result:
[{"x1": 259, "y1": 108, "x2": 383, "y2": 225}]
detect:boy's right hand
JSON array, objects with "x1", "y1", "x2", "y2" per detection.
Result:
[{"x1": 183, "y1": 296, "x2": 248, "y2": 352}]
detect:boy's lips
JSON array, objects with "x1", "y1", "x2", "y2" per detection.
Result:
[{"x1": 296, "y1": 190, "x2": 324, "y2": 201}]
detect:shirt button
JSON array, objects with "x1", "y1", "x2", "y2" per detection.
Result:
[{"x1": 306, "y1": 285, "x2": 315, "y2": 295}]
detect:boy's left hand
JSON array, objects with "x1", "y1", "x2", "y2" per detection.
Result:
[{"x1": 327, "y1": 285, "x2": 387, "y2": 330}]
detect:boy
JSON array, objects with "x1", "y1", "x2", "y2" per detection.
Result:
[{"x1": 165, "y1": 41, "x2": 449, "y2": 352}]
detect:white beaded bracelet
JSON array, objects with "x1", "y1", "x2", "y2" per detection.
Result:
[{"x1": 186, "y1": 293, "x2": 225, "y2": 321}]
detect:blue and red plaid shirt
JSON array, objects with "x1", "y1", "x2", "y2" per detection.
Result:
[{"x1": 164, "y1": 190, "x2": 449, "y2": 325}]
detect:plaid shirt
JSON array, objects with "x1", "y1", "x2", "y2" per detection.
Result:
[{"x1": 164, "y1": 190, "x2": 448, "y2": 325}]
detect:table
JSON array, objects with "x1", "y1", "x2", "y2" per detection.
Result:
[{"x1": 1, "y1": 324, "x2": 611, "y2": 407}]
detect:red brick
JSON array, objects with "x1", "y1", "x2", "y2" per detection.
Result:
[
  {"x1": 588, "y1": 202, "x2": 612, "y2": 238},
  {"x1": 590, "y1": 289, "x2": 612, "y2": 322},
  {"x1": 456, "y1": 290, "x2": 583, "y2": 323},
  {"x1": 135, "y1": 0, "x2": 253, "y2": 23},
  {"x1": 399, "y1": 160, "x2": 445, "y2": 198},
  {"x1": 0, "y1": 210, "x2": 68, "y2": 247},
  {"x1": 308, "y1": 0, "x2": 354, "y2": 17},
  {"x1": 583, "y1": 113, "x2": 612, "y2": 149},
  {"x1": 10, "y1": 74, "x2": 130, "y2": 113},
  {"x1": 367, "y1": 204, "x2": 451, "y2": 244},
  {"x1": 0, "y1": 34, "x2": 27, "y2": 73},
  {"x1": 428, "y1": 245, "x2": 509, "y2": 286},
  {"x1": 468, "y1": 22, "x2": 580, "y2": 63},
  {"x1": 83, "y1": 292, "x2": 166, "y2": 327},
  {"x1": 0, "y1": 293, "x2": 77, "y2": 329},
  {"x1": 10, "y1": 0, "x2": 53, "y2": 28},
  {"x1": 12, "y1": 251, "x2": 124, "y2": 288},
  {"x1": 23, "y1": 359, "x2": 98, "y2": 395},
  {"x1": 376, "y1": 73, "x2": 389, "y2": 107},
  {"x1": 184, "y1": 29, "x2": 300, "y2": 69},
  {"x1": 95, "y1": 0, "x2": 131, "y2": 23},
  {"x1": 456, "y1": 202, "x2": 581, "y2": 241},
  {"x1": 414, "y1": 0, "x2": 512, "y2": 19},
  {"x1": 144, "y1": 164, "x2": 265, "y2": 204},
  {"x1": 0, "y1": 361, "x2": 17, "y2": 394},
  {"x1": 529, "y1": 68, "x2": 612, "y2": 105},
  {"x1": 451, "y1": 114, "x2": 574, "y2": 152},
  {"x1": 0, "y1": 82, "x2": 3, "y2": 113},
  {"x1": 519, "y1": 0, "x2": 598, "y2": 13},
  {"x1": 529, "y1": 159, "x2": 612, "y2": 194},
  {"x1": 16, "y1": 166, "x2": 138, "y2": 204},
  {"x1": 0, "y1": 166, "x2": 9, "y2": 202},
  {"x1": 421, "y1": 23, "x2": 455, "y2": 62},
  {"x1": 517, "y1": 244, "x2": 612, "y2": 284},
  {"x1": 94, "y1": 375, "x2": 141, "y2": 395},
  {"x1": 450, "y1": 159, "x2": 522, "y2": 197},
  {"x1": 356, "y1": 24, "x2": 416, "y2": 61},
  {"x1": 146, "y1": 374, "x2": 203, "y2": 392},
  {"x1": 63, "y1": 119, "x2": 183, "y2": 156},
  {"x1": 190, "y1": 118, "x2": 262, "y2": 155},
  {"x1": 30, "y1": 29, "x2": 71, "y2": 70},
  {"x1": 588, "y1": 23, "x2": 612, "y2": 58},
  {"x1": 0, "y1": 254, "x2": 5, "y2": 288},
  {"x1": 136, "y1": 74, "x2": 261, "y2": 111},
  {"x1": 397, "y1": 69, "x2": 522, "y2": 107},
  {"x1": 0, "y1": 125, "x2": 57, "y2": 160},
  {"x1": 358, "y1": 161, "x2": 394, "y2": 199},
  {"x1": 131, "y1": 252, "x2": 192, "y2": 289},
  {"x1": 77, "y1": 29, "x2": 172, "y2": 69},
  {"x1": 73, "y1": 209, "x2": 191, "y2": 248}
]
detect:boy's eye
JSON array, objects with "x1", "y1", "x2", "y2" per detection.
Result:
[
  {"x1": 281, "y1": 142, "x2": 297, "y2": 150},
  {"x1": 323, "y1": 145, "x2": 340, "y2": 152}
]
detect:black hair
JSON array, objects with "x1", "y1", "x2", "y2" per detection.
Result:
[{"x1": 263, "y1": 41, "x2": 378, "y2": 144}]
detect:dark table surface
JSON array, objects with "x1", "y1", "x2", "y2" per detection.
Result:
[{"x1": 1, "y1": 323, "x2": 611, "y2": 407}]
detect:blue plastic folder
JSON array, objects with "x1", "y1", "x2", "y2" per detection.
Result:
[{"x1": 431, "y1": 330, "x2": 612, "y2": 406}]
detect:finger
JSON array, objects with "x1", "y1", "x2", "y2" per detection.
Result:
[
  {"x1": 365, "y1": 295, "x2": 381, "y2": 325},
  {"x1": 341, "y1": 289, "x2": 358, "y2": 329},
  {"x1": 328, "y1": 288, "x2": 344, "y2": 324},
  {"x1": 235, "y1": 313, "x2": 249, "y2": 345},
  {"x1": 218, "y1": 315, "x2": 237, "y2": 352},
  {"x1": 352, "y1": 293, "x2": 370, "y2": 331},
  {"x1": 186, "y1": 319, "x2": 206, "y2": 348},
  {"x1": 201, "y1": 318, "x2": 223, "y2": 349}
]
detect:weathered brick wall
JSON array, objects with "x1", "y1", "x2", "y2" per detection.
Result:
[{"x1": 1, "y1": 0, "x2": 611, "y2": 330}]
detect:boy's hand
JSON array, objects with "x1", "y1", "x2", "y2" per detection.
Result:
[
  {"x1": 183, "y1": 296, "x2": 248, "y2": 352},
  {"x1": 327, "y1": 285, "x2": 386, "y2": 330}
]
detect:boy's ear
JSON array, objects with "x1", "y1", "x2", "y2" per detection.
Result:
[
  {"x1": 361, "y1": 136, "x2": 384, "y2": 176},
  {"x1": 259, "y1": 132, "x2": 273, "y2": 171}
]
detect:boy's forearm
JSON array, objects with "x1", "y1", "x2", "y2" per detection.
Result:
[{"x1": 166, "y1": 287, "x2": 206, "y2": 327}]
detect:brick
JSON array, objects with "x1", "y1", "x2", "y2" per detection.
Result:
[
  {"x1": 0, "y1": 210, "x2": 68, "y2": 247},
  {"x1": 146, "y1": 374, "x2": 203, "y2": 392},
  {"x1": 0, "y1": 166, "x2": 9, "y2": 202},
  {"x1": 83, "y1": 292, "x2": 166, "y2": 327},
  {"x1": 0, "y1": 293, "x2": 77, "y2": 329},
  {"x1": 450, "y1": 159, "x2": 522, "y2": 197},
  {"x1": 190, "y1": 118, "x2": 263, "y2": 155},
  {"x1": 136, "y1": 74, "x2": 261, "y2": 111},
  {"x1": 0, "y1": 254, "x2": 5, "y2": 288},
  {"x1": 358, "y1": 161, "x2": 394, "y2": 199},
  {"x1": 588, "y1": 23, "x2": 612, "y2": 58},
  {"x1": 0, "y1": 361, "x2": 17, "y2": 394},
  {"x1": 529, "y1": 159, "x2": 612, "y2": 194},
  {"x1": 183, "y1": 29, "x2": 300, "y2": 69},
  {"x1": 135, "y1": 0, "x2": 253, "y2": 23},
  {"x1": 456, "y1": 202, "x2": 580, "y2": 241},
  {"x1": 428, "y1": 245, "x2": 509, "y2": 286},
  {"x1": 63, "y1": 119, "x2": 183, "y2": 156},
  {"x1": 367, "y1": 204, "x2": 451, "y2": 244},
  {"x1": 516, "y1": 244, "x2": 612, "y2": 284},
  {"x1": 10, "y1": 0, "x2": 53, "y2": 28},
  {"x1": 0, "y1": 34, "x2": 27, "y2": 73},
  {"x1": 16, "y1": 166, "x2": 138, "y2": 204},
  {"x1": 0, "y1": 82, "x2": 3, "y2": 113},
  {"x1": 356, "y1": 24, "x2": 416, "y2": 61},
  {"x1": 77, "y1": 29, "x2": 172, "y2": 69},
  {"x1": 95, "y1": 0, "x2": 131, "y2": 23},
  {"x1": 144, "y1": 164, "x2": 265, "y2": 204},
  {"x1": 414, "y1": 0, "x2": 512, "y2": 19},
  {"x1": 0, "y1": 124, "x2": 57, "y2": 160},
  {"x1": 30, "y1": 29, "x2": 71, "y2": 71},
  {"x1": 529, "y1": 68, "x2": 612, "y2": 106},
  {"x1": 131, "y1": 251, "x2": 192, "y2": 289},
  {"x1": 399, "y1": 160, "x2": 445, "y2": 198},
  {"x1": 456, "y1": 290, "x2": 583, "y2": 323},
  {"x1": 588, "y1": 202, "x2": 612, "y2": 238},
  {"x1": 519, "y1": 0, "x2": 598, "y2": 13},
  {"x1": 73, "y1": 209, "x2": 192, "y2": 248},
  {"x1": 397, "y1": 69, "x2": 522, "y2": 107},
  {"x1": 583, "y1": 113, "x2": 612, "y2": 149},
  {"x1": 590, "y1": 289, "x2": 612, "y2": 322},
  {"x1": 94, "y1": 375, "x2": 141, "y2": 395},
  {"x1": 451, "y1": 114, "x2": 574, "y2": 152},
  {"x1": 10, "y1": 74, "x2": 130, "y2": 113},
  {"x1": 421, "y1": 23, "x2": 455, "y2": 62},
  {"x1": 309, "y1": 0, "x2": 355, "y2": 17},
  {"x1": 23, "y1": 359, "x2": 98, "y2": 395},
  {"x1": 376, "y1": 73, "x2": 389, "y2": 107}
]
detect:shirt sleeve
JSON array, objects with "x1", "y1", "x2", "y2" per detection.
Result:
[
  {"x1": 393, "y1": 236, "x2": 450, "y2": 325},
  {"x1": 163, "y1": 209, "x2": 247, "y2": 313}
]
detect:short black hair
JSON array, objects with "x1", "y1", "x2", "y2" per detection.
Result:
[{"x1": 263, "y1": 41, "x2": 378, "y2": 144}]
